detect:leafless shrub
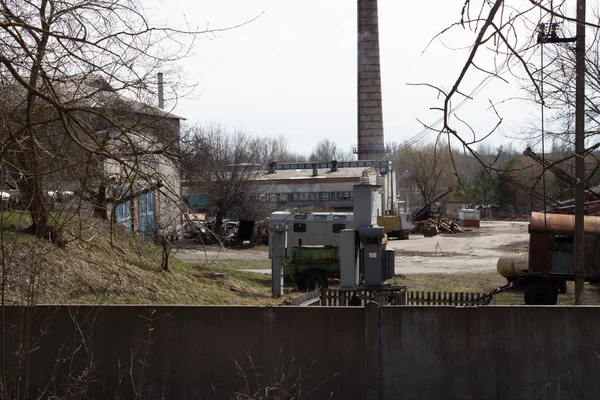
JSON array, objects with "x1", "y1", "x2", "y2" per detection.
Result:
[{"x1": 231, "y1": 351, "x2": 337, "y2": 400}]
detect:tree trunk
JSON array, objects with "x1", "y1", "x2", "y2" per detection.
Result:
[
  {"x1": 93, "y1": 185, "x2": 109, "y2": 219},
  {"x1": 19, "y1": 175, "x2": 50, "y2": 238},
  {"x1": 215, "y1": 210, "x2": 224, "y2": 237}
]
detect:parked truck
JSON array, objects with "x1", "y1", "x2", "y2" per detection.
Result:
[{"x1": 376, "y1": 213, "x2": 413, "y2": 240}]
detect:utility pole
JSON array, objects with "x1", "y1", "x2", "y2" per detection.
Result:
[{"x1": 574, "y1": 0, "x2": 586, "y2": 304}]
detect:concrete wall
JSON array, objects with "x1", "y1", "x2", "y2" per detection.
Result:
[
  {"x1": 380, "y1": 307, "x2": 600, "y2": 400},
  {"x1": 4, "y1": 305, "x2": 600, "y2": 399},
  {"x1": 2, "y1": 306, "x2": 365, "y2": 399}
]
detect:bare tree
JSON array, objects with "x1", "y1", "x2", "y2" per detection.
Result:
[
  {"x1": 260, "y1": 135, "x2": 306, "y2": 163},
  {"x1": 425, "y1": 0, "x2": 599, "y2": 186},
  {"x1": 0, "y1": 0, "x2": 229, "y2": 238},
  {"x1": 308, "y1": 139, "x2": 353, "y2": 162},
  {"x1": 181, "y1": 125, "x2": 267, "y2": 234},
  {"x1": 518, "y1": 17, "x2": 600, "y2": 146},
  {"x1": 393, "y1": 141, "x2": 456, "y2": 203}
]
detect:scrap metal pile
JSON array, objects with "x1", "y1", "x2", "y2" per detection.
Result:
[{"x1": 411, "y1": 218, "x2": 463, "y2": 237}]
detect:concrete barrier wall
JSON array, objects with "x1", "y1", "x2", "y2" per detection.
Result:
[
  {"x1": 3, "y1": 305, "x2": 600, "y2": 399},
  {"x1": 2, "y1": 306, "x2": 365, "y2": 399},
  {"x1": 380, "y1": 307, "x2": 600, "y2": 400}
]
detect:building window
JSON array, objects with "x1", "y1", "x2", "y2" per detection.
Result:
[
  {"x1": 298, "y1": 192, "x2": 308, "y2": 201},
  {"x1": 332, "y1": 223, "x2": 346, "y2": 233},
  {"x1": 293, "y1": 223, "x2": 306, "y2": 232}
]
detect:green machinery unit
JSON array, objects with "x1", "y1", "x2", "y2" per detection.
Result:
[{"x1": 284, "y1": 245, "x2": 340, "y2": 290}]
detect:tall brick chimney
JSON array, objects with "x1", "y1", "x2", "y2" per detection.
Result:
[{"x1": 357, "y1": 0, "x2": 386, "y2": 161}]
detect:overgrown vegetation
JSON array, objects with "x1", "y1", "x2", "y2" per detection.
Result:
[{"x1": 0, "y1": 212, "x2": 282, "y2": 306}]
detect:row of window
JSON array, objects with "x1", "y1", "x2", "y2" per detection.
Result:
[
  {"x1": 275, "y1": 161, "x2": 388, "y2": 170},
  {"x1": 258, "y1": 192, "x2": 353, "y2": 202},
  {"x1": 292, "y1": 214, "x2": 348, "y2": 221},
  {"x1": 293, "y1": 223, "x2": 347, "y2": 233}
]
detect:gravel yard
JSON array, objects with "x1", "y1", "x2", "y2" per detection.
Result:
[
  {"x1": 175, "y1": 220, "x2": 530, "y2": 275},
  {"x1": 388, "y1": 220, "x2": 529, "y2": 274}
]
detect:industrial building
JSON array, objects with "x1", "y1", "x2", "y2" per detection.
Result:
[{"x1": 182, "y1": 160, "x2": 396, "y2": 219}]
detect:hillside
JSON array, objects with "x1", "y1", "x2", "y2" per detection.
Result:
[{"x1": 0, "y1": 212, "x2": 279, "y2": 305}]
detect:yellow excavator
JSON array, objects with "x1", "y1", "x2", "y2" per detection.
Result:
[{"x1": 376, "y1": 212, "x2": 412, "y2": 240}]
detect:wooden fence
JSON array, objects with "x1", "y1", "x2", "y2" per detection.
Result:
[
  {"x1": 282, "y1": 288, "x2": 493, "y2": 307},
  {"x1": 407, "y1": 290, "x2": 491, "y2": 306},
  {"x1": 319, "y1": 288, "x2": 407, "y2": 306},
  {"x1": 281, "y1": 289, "x2": 322, "y2": 306}
]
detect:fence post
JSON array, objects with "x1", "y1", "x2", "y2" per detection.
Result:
[
  {"x1": 364, "y1": 301, "x2": 380, "y2": 400},
  {"x1": 395, "y1": 290, "x2": 407, "y2": 305}
]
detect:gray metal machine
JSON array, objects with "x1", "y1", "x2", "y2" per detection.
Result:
[
  {"x1": 270, "y1": 183, "x2": 397, "y2": 296},
  {"x1": 339, "y1": 183, "x2": 395, "y2": 288},
  {"x1": 358, "y1": 226, "x2": 395, "y2": 286}
]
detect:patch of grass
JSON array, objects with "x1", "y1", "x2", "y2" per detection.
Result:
[
  {"x1": 389, "y1": 271, "x2": 505, "y2": 293},
  {"x1": 190, "y1": 258, "x2": 270, "y2": 270},
  {"x1": 0, "y1": 211, "x2": 31, "y2": 230}
]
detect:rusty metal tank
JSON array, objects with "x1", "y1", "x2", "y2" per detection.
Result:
[{"x1": 497, "y1": 253, "x2": 529, "y2": 279}]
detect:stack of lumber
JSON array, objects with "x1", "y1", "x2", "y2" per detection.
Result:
[{"x1": 412, "y1": 218, "x2": 463, "y2": 236}]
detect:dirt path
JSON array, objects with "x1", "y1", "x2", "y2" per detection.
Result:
[{"x1": 175, "y1": 221, "x2": 530, "y2": 275}]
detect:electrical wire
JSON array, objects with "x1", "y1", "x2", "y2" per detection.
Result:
[{"x1": 385, "y1": 36, "x2": 535, "y2": 162}]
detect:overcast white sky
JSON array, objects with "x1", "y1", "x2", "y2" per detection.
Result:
[{"x1": 152, "y1": 0, "x2": 542, "y2": 156}]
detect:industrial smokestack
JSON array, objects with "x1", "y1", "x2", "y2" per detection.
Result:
[
  {"x1": 357, "y1": 0, "x2": 386, "y2": 161},
  {"x1": 157, "y1": 72, "x2": 164, "y2": 109}
]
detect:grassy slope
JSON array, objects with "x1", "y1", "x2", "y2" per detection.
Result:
[{"x1": 0, "y1": 212, "x2": 281, "y2": 306}]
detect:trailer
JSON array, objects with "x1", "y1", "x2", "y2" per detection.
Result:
[
  {"x1": 496, "y1": 212, "x2": 600, "y2": 305},
  {"x1": 268, "y1": 211, "x2": 353, "y2": 259}
]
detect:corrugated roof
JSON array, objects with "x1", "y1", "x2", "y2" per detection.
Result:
[{"x1": 255, "y1": 167, "x2": 375, "y2": 181}]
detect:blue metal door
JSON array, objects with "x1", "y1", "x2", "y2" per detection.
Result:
[
  {"x1": 138, "y1": 182, "x2": 156, "y2": 240},
  {"x1": 115, "y1": 184, "x2": 133, "y2": 231}
]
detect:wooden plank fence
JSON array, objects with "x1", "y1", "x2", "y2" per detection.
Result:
[
  {"x1": 282, "y1": 289, "x2": 493, "y2": 307},
  {"x1": 319, "y1": 288, "x2": 407, "y2": 307},
  {"x1": 407, "y1": 290, "x2": 490, "y2": 306},
  {"x1": 281, "y1": 289, "x2": 321, "y2": 306}
]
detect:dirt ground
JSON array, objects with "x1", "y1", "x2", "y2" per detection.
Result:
[
  {"x1": 389, "y1": 220, "x2": 529, "y2": 274},
  {"x1": 174, "y1": 220, "x2": 530, "y2": 275}
]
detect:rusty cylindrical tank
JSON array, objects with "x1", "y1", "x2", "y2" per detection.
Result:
[{"x1": 497, "y1": 253, "x2": 529, "y2": 279}]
